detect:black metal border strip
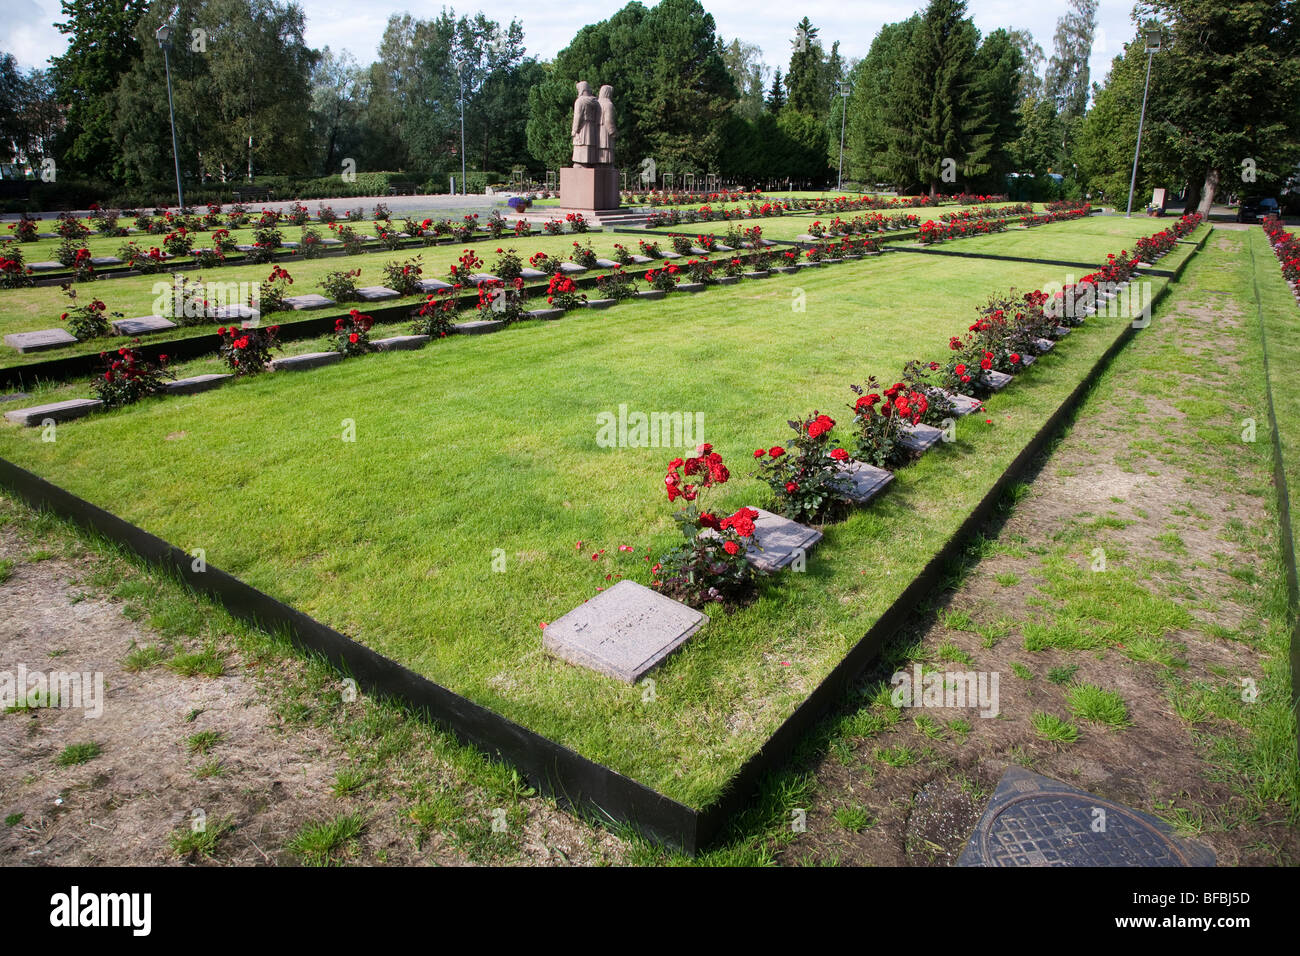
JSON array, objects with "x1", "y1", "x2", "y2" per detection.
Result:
[{"x1": 0, "y1": 232, "x2": 1205, "y2": 854}]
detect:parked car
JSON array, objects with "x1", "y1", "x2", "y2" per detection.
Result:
[{"x1": 1238, "y1": 197, "x2": 1280, "y2": 222}]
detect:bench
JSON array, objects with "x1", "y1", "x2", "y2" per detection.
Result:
[
  {"x1": 233, "y1": 186, "x2": 272, "y2": 203},
  {"x1": 387, "y1": 183, "x2": 420, "y2": 196}
]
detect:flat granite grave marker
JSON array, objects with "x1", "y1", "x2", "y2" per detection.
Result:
[
  {"x1": 841, "y1": 461, "x2": 894, "y2": 505},
  {"x1": 90, "y1": 256, "x2": 123, "y2": 267},
  {"x1": 594, "y1": 258, "x2": 621, "y2": 268},
  {"x1": 557, "y1": 263, "x2": 587, "y2": 275},
  {"x1": 167, "y1": 373, "x2": 233, "y2": 395},
  {"x1": 957, "y1": 767, "x2": 1215, "y2": 867},
  {"x1": 939, "y1": 390, "x2": 983, "y2": 416},
  {"x1": 1019, "y1": 355, "x2": 1036, "y2": 367},
  {"x1": 638, "y1": 290, "x2": 666, "y2": 300},
  {"x1": 519, "y1": 268, "x2": 549, "y2": 281},
  {"x1": 282, "y1": 294, "x2": 335, "y2": 310},
  {"x1": 5, "y1": 329, "x2": 78, "y2": 353},
  {"x1": 112, "y1": 315, "x2": 177, "y2": 336},
  {"x1": 1054, "y1": 326, "x2": 1072, "y2": 337},
  {"x1": 585, "y1": 298, "x2": 616, "y2": 309},
  {"x1": 542, "y1": 579, "x2": 708, "y2": 682},
  {"x1": 5, "y1": 398, "x2": 103, "y2": 426},
  {"x1": 630, "y1": 254, "x2": 653, "y2": 264},
  {"x1": 900, "y1": 422, "x2": 945, "y2": 453},
  {"x1": 28, "y1": 262, "x2": 63, "y2": 272},
  {"x1": 527, "y1": 308, "x2": 565, "y2": 320},
  {"x1": 319, "y1": 237, "x2": 343, "y2": 246},
  {"x1": 355, "y1": 286, "x2": 400, "y2": 302},
  {"x1": 467, "y1": 272, "x2": 502, "y2": 285},
  {"x1": 714, "y1": 244, "x2": 734, "y2": 252},
  {"x1": 271, "y1": 351, "x2": 343, "y2": 371},
  {"x1": 1033, "y1": 338, "x2": 1055, "y2": 352},
  {"x1": 984, "y1": 370, "x2": 1012, "y2": 391},
  {"x1": 417, "y1": 278, "x2": 453, "y2": 292},
  {"x1": 453, "y1": 319, "x2": 506, "y2": 335},
  {"x1": 373, "y1": 334, "x2": 430, "y2": 351},
  {"x1": 704, "y1": 508, "x2": 823, "y2": 573},
  {"x1": 659, "y1": 250, "x2": 682, "y2": 259}
]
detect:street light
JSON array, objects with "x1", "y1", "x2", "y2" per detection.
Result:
[
  {"x1": 837, "y1": 81, "x2": 851, "y2": 191},
  {"x1": 454, "y1": 54, "x2": 467, "y2": 195},
  {"x1": 156, "y1": 24, "x2": 184, "y2": 210},
  {"x1": 1125, "y1": 26, "x2": 1163, "y2": 218}
]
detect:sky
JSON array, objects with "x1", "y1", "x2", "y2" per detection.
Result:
[{"x1": 3, "y1": 0, "x2": 1142, "y2": 90}]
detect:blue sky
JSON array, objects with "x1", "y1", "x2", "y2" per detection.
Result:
[{"x1": 3, "y1": 0, "x2": 1141, "y2": 91}]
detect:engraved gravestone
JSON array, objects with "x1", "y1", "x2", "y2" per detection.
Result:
[{"x1": 543, "y1": 580, "x2": 708, "y2": 682}]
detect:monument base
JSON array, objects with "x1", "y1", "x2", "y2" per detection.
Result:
[{"x1": 560, "y1": 166, "x2": 620, "y2": 213}]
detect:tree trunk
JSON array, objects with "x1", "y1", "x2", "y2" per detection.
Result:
[
  {"x1": 1197, "y1": 166, "x2": 1219, "y2": 218},
  {"x1": 1183, "y1": 177, "x2": 1201, "y2": 217}
]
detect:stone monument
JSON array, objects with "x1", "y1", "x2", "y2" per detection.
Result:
[{"x1": 560, "y1": 80, "x2": 620, "y2": 213}]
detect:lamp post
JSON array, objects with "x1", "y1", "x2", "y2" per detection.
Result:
[
  {"x1": 837, "y1": 81, "x2": 851, "y2": 191},
  {"x1": 155, "y1": 24, "x2": 184, "y2": 210},
  {"x1": 1125, "y1": 26, "x2": 1163, "y2": 218},
  {"x1": 455, "y1": 54, "x2": 467, "y2": 195}
]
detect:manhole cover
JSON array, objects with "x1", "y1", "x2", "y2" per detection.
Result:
[{"x1": 957, "y1": 767, "x2": 1215, "y2": 867}]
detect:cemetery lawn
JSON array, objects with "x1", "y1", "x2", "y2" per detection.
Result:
[{"x1": 0, "y1": 217, "x2": 1189, "y2": 807}]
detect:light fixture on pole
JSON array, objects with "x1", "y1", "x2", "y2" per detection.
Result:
[
  {"x1": 455, "y1": 54, "x2": 467, "y2": 196},
  {"x1": 1125, "y1": 26, "x2": 1163, "y2": 218},
  {"x1": 837, "y1": 81, "x2": 851, "y2": 191},
  {"x1": 156, "y1": 23, "x2": 185, "y2": 210}
]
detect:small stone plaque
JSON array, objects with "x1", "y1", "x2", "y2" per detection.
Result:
[
  {"x1": 211, "y1": 304, "x2": 259, "y2": 321},
  {"x1": 167, "y1": 373, "x2": 232, "y2": 395},
  {"x1": 356, "y1": 286, "x2": 400, "y2": 301},
  {"x1": 703, "y1": 507, "x2": 822, "y2": 573},
  {"x1": 280, "y1": 241, "x2": 300, "y2": 249},
  {"x1": 5, "y1": 329, "x2": 78, "y2": 353},
  {"x1": 5, "y1": 398, "x2": 103, "y2": 426},
  {"x1": 373, "y1": 334, "x2": 430, "y2": 351},
  {"x1": 112, "y1": 315, "x2": 177, "y2": 336},
  {"x1": 271, "y1": 351, "x2": 343, "y2": 371},
  {"x1": 319, "y1": 237, "x2": 343, "y2": 246},
  {"x1": 638, "y1": 290, "x2": 666, "y2": 300},
  {"x1": 714, "y1": 244, "x2": 734, "y2": 252},
  {"x1": 519, "y1": 268, "x2": 549, "y2": 281},
  {"x1": 28, "y1": 261, "x2": 63, "y2": 272},
  {"x1": 594, "y1": 258, "x2": 621, "y2": 268},
  {"x1": 676, "y1": 282, "x2": 706, "y2": 293},
  {"x1": 629, "y1": 254, "x2": 653, "y2": 264},
  {"x1": 542, "y1": 580, "x2": 708, "y2": 682},
  {"x1": 841, "y1": 460, "x2": 894, "y2": 504},
  {"x1": 526, "y1": 308, "x2": 565, "y2": 320},
  {"x1": 467, "y1": 272, "x2": 501, "y2": 285},
  {"x1": 1054, "y1": 326, "x2": 1071, "y2": 337},
  {"x1": 234, "y1": 244, "x2": 255, "y2": 252},
  {"x1": 558, "y1": 262, "x2": 587, "y2": 274},
  {"x1": 772, "y1": 266, "x2": 798, "y2": 274},
  {"x1": 688, "y1": 246, "x2": 710, "y2": 255},
  {"x1": 659, "y1": 250, "x2": 682, "y2": 259},
  {"x1": 1033, "y1": 337, "x2": 1055, "y2": 352},
  {"x1": 742, "y1": 271, "x2": 770, "y2": 279},
  {"x1": 984, "y1": 370, "x2": 1012, "y2": 391},
  {"x1": 417, "y1": 278, "x2": 453, "y2": 292},
  {"x1": 900, "y1": 422, "x2": 945, "y2": 453},
  {"x1": 453, "y1": 319, "x2": 506, "y2": 335},
  {"x1": 90, "y1": 256, "x2": 123, "y2": 267},
  {"x1": 794, "y1": 234, "x2": 819, "y2": 242},
  {"x1": 939, "y1": 390, "x2": 983, "y2": 416},
  {"x1": 715, "y1": 276, "x2": 739, "y2": 285},
  {"x1": 283, "y1": 294, "x2": 335, "y2": 310},
  {"x1": 1019, "y1": 354, "x2": 1036, "y2": 367},
  {"x1": 585, "y1": 298, "x2": 617, "y2": 309}
]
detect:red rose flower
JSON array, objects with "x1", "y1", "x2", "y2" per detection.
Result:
[
  {"x1": 830, "y1": 448, "x2": 848, "y2": 461},
  {"x1": 769, "y1": 446, "x2": 785, "y2": 457},
  {"x1": 723, "y1": 541, "x2": 740, "y2": 556}
]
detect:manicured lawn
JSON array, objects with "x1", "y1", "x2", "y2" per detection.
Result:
[{"x1": 0, "y1": 216, "x2": 1188, "y2": 806}]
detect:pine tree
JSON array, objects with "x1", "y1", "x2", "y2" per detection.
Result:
[
  {"x1": 786, "y1": 17, "x2": 825, "y2": 114},
  {"x1": 887, "y1": 0, "x2": 980, "y2": 195},
  {"x1": 766, "y1": 67, "x2": 786, "y2": 113}
]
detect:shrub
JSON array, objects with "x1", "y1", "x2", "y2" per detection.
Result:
[
  {"x1": 611, "y1": 243, "x2": 633, "y2": 265},
  {"x1": 8, "y1": 216, "x2": 39, "y2": 242},
  {"x1": 448, "y1": 248, "x2": 484, "y2": 283},
  {"x1": 848, "y1": 378, "x2": 928, "y2": 468},
  {"x1": 477, "y1": 278, "x2": 528, "y2": 323},
  {"x1": 595, "y1": 268, "x2": 637, "y2": 301},
  {"x1": 299, "y1": 225, "x2": 324, "y2": 259},
  {"x1": 375, "y1": 223, "x2": 404, "y2": 251},
  {"x1": 382, "y1": 256, "x2": 424, "y2": 296},
  {"x1": 0, "y1": 248, "x2": 34, "y2": 288},
  {"x1": 59, "y1": 285, "x2": 118, "y2": 339},
  {"x1": 545, "y1": 273, "x2": 586, "y2": 310},
  {"x1": 218, "y1": 323, "x2": 280, "y2": 374},
  {"x1": 565, "y1": 212, "x2": 588, "y2": 233},
  {"x1": 644, "y1": 264, "x2": 679, "y2": 291},
  {"x1": 493, "y1": 247, "x2": 523, "y2": 281},
  {"x1": 209, "y1": 228, "x2": 237, "y2": 254},
  {"x1": 754, "y1": 413, "x2": 852, "y2": 522},
  {"x1": 514, "y1": 218, "x2": 532, "y2": 237},
  {"x1": 670, "y1": 233, "x2": 693, "y2": 254},
  {"x1": 286, "y1": 202, "x2": 310, "y2": 226},
  {"x1": 321, "y1": 268, "x2": 361, "y2": 302},
  {"x1": 56, "y1": 213, "x2": 91, "y2": 240},
  {"x1": 411, "y1": 288, "x2": 458, "y2": 337},
  {"x1": 162, "y1": 228, "x2": 193, "y2": 258},
  {"x1": 654, "y1": 446, "x2": 759, "y2": 609},
  {"x1": 332, "y1": 309, "x2": 374, "y2": 356},
  {"x1": 372, "y1": 202, "x2": 392, "y2": 222},
  {"x1": 117, "y1": 241, "x2": 168, "y2": 274},
  {"x1": 93, "y1": 347, "x2": 173, "y2": 407},
  {"x1": 684, "y1": 258, "x2": 713, "y2": 284},
  {"x1": 542, "y1": 219, "x2": 564, "y2": 235},
  {"x1": 317, "y1": 204, "x2": 338, "y2": 224},
  {"x1": 256, "y1": 265, "x2": 294, "y2": 314},
  {"x1": 528, "y1": 251, "x2": 559, "y2": 275},
  {"x1": 570, "y1": 240, "x2": 598, "y2": 268}
]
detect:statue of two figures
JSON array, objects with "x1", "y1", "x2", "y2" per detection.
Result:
[{"x1": 572, "y1": 81, "x2": 615, "y2": 168}]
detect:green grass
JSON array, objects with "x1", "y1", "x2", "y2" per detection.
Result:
[
  {"x1": 168, "y1": 815, "x2": 233, "y2": 858},
  {"x1": 1030, "y1": 711, "x2": 1080, "y2": 744},
  {"x1": 285, "y1": 812, "x2": 367, "y2": 866},
  {"x1": 56, "y1": 741, "x2": 102, "y2": 766},
  {"x1": 185, "y1": 730, "x2": 223, "y2": 755},
  {"x1": 1046, "y1": 664, "x2": 1079, "y2": 685},
  {"x1": 833, "y1": 805, "x2": 875, "y2": 832},
  {"x1": 0, "y1": 216, "x2": 1181, "y2": 807},
  {"x1": 1065, "y1": 683, "x2": 1131, "y2": 728}
]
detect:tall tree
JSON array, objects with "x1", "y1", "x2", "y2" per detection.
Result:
[
  {"x1": 722, "y1": 38, "x2": 767, "y2": 121},
  {"x1": 785, "y1": 16, "x2": 825, "y2": 114},
  {"x1": 49, "y1": 0, "x2": 149, "y2": 181},
  {"x1": 888, "y1": 0, "x2": 980, "y2": 195},
  {"x1": 1044, "y1": 0, "x2": 1098, "y2": 119},
  {"x1": 844, "y1": 17, "x2": 918, "y2": 186},
  {"x1": 970, "y1": 29, "x2": 1026, "y2": 190},
  {"x1": 766, "y1": 67, "x2": 785, "y2": 113}
]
